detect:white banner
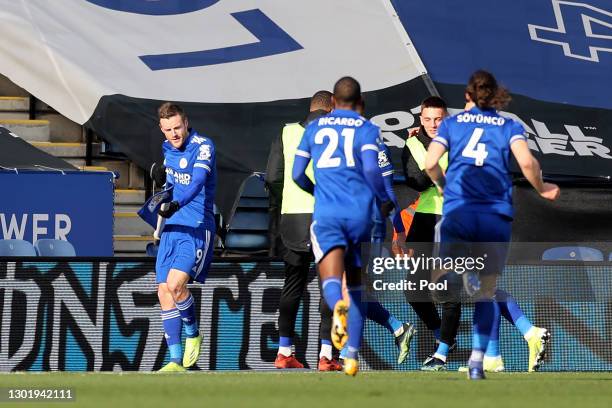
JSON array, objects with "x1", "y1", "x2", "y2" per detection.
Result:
[{"x1": 0, "y1": 0, "x2": 425, "y2": 124}]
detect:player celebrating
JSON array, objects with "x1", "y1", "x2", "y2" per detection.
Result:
[
  {"x1": 155, "y1": 103, "x2": 216, "y2": 372},
  {"x1": 425, "y1": 70, "x2": 559, "y2": 379},
  {"x1": 293, "y1": 77, "x2": 395, "y2": 376}
]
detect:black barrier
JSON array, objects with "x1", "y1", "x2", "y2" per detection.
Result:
[{"x1": 1, "y1": 258, "x2": 610, "y2": 371}]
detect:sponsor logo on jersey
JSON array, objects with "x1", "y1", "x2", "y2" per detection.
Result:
[
  {"x1": 191, "y1": 135, "x2": 206, "y2": 144},
  {"x1": 166, "y1": 167, "x2": 192, "y2": 185},
  {"x1": 198, "y1": 144, "x2": 211, "y2": 161}
]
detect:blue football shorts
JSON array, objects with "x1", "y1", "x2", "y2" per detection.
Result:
[
  {"x1": 437, "y1": 211, "x2": 511, "y2": 276},
  {"x1": 156, "y1": 224, "x2": 214, "y2": 284},
  {"x1": 310, "y1": 216, "x2": 372, "y2": 267}
]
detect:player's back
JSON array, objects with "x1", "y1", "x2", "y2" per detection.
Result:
[
  {"x1": 435, "y1": 106, "x2": 525, "y2": 218},
  {"x1": 299, "y1": 109, "x2": 379, "y2": 220}
]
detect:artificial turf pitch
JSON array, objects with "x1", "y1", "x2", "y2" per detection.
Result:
[{"x1": 1, "y1": 372, "x2": 610, "y2": 408}]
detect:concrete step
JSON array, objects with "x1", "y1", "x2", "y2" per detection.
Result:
[
  {"x1": 114, "y1": 211, "x2": 153, "y2": 236},
  {"x1": 0, "y1": 96, "x2": 29, "y2": 111},
  {"x1": 129, "y1": 162, "x2": 145, "y2": 189},
  {"x1": 115, "y1": 204, "x2": 142, "y2": 213},
  {"x1": 0, "y1": 74, "x2": 28, "y2": 96},
  {"x1": 114, "y1": 235, "x2": 152, "y2": 253},
  {"x1": 65, "y1": 158, "x2": 130, "y2": 188},
  {"x1": 0, "y1": 119, "x2": 50, "y2": 141},
  {"x1": 115, "y1": 189, "x2": 146, "y2": 205},
  {"x1": 29, "y1": 141, "x2": 101, "y2": 158},
  {"x1": 0, "y1": 112, "x2": 28, "y2": 120},
  {"x1": 81, "y1": 165, "x2": 109, "y2": 172},
  {"x1": 37, "y1": 113, "x2": 83, "y2": 142}
]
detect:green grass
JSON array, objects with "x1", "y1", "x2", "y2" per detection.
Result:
[{"x1": 1, "y1": 372, "x2": 611, "y2": 408}]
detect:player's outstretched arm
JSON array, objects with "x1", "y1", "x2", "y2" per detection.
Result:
[
  {"x1": 510, "y1": 139, "x2": 560, "y2": 201},
  {"x1": 292, "y1": 154, "x2": 314, "y2": 195},
  {"x1": 424, "y1": 140, "x2": 447, "y2": 194}
]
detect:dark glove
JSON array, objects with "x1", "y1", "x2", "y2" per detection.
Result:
[
  {"x1": 380, "y1": 200, "x2": 395, "y2": 218},
  {"x1": 158, "y1": 201, "x2": 180, "y2": 218}
]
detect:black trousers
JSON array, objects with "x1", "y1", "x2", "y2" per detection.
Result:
[
  {"x1": 406, "y1": 211, "x2": 462, "y2": 347},
  {"x1": 278, "y1": 248, "x2": 332, "y2": 342}
]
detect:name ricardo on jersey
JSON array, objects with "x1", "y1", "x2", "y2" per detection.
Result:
[
  {"x1": 317, "y1": 116, "x2": 365, "y2": 127},
  {"x1": 166, "y1": 167, "x2": 191, "y2": 185},
  {"x1": 456, "y1": 112, "x2": 506, "y2": 126}
]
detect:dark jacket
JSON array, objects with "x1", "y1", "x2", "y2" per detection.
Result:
[
  {"x1": 265, "y1": 109, "x2": 328, "y2": 253},
  {"x1": 401, "y1": 127, "x2": 435, "y2": 192}
]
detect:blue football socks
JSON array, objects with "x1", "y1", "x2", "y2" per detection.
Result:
[
  {"x1": 366, "y1": 300, "x2": 402, "y2": 334},
  {"x1": 346, "y1": 286, "x2": 367, "y2": 359},
  {"x1": 496, "y1": 289, "x2": 534, "y2": 336},
  {"x1": 176, "y1": 294, "x2": 199, "y2": 337},
  {"x1": 161, "y1": 308, "x2": 183, "y2": 364},
  {"x1": 471, "y1": 300, "x2": 499, "y2": 367},
  {"x1": 321, "y1": 277, "x2": 343, "y2": 310}
]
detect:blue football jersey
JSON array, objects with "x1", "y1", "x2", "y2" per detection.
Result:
[
  {"x1": 163, "y1": 131, "x2": 216, "y2": 229},
  {"x1": 296, "y1": 109, "x2": 381, "y2": 220},
  {"x1": 434, "y1": 107, "x2": 526, "y2": 218}
]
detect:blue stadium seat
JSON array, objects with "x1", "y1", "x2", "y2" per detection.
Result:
[
  {"x1": 146, "y1": 243, "x2": 159, "y2": 257},
  {"x1": 224, "y1": 233, "x2": 269, "y2": 250},
  {"x1": 34, "y1": 239, "x2": 76, "y2": 256},
  {"x1": 224, "y1": 174, "x2": 270, "y2": 252},
  {"x1": 0, "y1": 239, "x2": 37, "y2": 256},
  {"x1": 542, "y1": 246, "x2": 604, "y2": 261}
]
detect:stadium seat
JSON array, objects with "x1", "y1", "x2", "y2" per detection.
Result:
[
  {"x1": 0, "y1": 239, "x2": 37, "y2": 256},
  {"x1": 34, "y1": 239, "x2": 76, "y2": 256},
  {"x1": 224, "y1": 173, "x2": 270, "y2": 252},
  {"x1": 542, "y1": 246, "x2": 604, "y2": 261},
  {"x1": 146, "y1": 242, "x2": 159, "y2": 257}
]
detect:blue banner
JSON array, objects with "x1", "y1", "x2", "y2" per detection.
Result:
[
  {"x1": 393, "y1": 0, "x2": 612, "y2": 110},
  {"x1": 0, "y1": 171, "x2": 114, "y2": 256}
]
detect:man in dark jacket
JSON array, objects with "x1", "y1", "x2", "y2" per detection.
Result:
[
  {"x1": 402, "y1": 96, "x2": 462, "y2": 371},
  {"x1": 265, "y1": 90, "x2": 341, "y2": 371}
]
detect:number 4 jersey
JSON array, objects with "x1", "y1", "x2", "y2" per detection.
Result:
[
  {"x1": 296, "y1": 108, "x2": 382, "y2": 221},
  {"x1": 433, "y1": 106, "x2": 527, "y2": 219}
]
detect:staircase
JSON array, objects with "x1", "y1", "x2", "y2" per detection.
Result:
[{"x1": 0, "y1": 74, "x2": 153, "y2": 256}]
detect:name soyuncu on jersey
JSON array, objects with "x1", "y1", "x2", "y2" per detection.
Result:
[{"x1": 433, "y1": 107, "x2": 527, "y2": 219}]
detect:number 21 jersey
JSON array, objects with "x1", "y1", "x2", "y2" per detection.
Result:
[{"x1": 296, "y1": 109, "x2": 381, "y2": 221}]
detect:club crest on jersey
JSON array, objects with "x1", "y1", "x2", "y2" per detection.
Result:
[
  {"x1": 198, "y1": 145, "x2": 211, "y2": 161},
  {"x1": 179, "y1": 158, "x2": 188, "y2": 169}
]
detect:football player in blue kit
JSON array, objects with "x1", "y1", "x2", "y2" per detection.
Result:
[
  {"x1": 425, "y1": 71, "x2": 560, "y2": 380},
  {"x1": 292, "y1": 77, "x2": 396, "y2": 376},
  {"x1": 155, "y1": 103, "x2": 216, "y2": 372},
  {"x1": 333, "y1": 100, "x2": 417, "y2": 366}
]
